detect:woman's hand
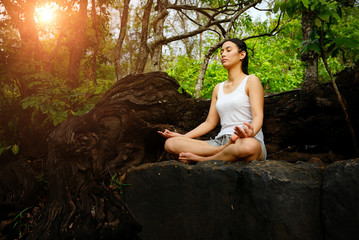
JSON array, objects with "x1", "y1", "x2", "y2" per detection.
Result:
[
  {"x1": 158, "y1": 129, "x2": 183, "y2": 139},
  {"x1": 234, "y1": 122, "x2": 255, "y2": 138}
]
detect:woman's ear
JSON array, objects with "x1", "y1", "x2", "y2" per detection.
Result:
[{"x1": 240, "y1": 51, "x2": 246, "y2": 60}]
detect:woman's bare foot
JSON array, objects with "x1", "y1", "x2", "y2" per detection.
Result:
[
  {"x1": 230, "y1": 135, "x2": 239, "y2": 143},
  {"x1": 222, "y1": 135, "x2": 239, "y2": 148},
  {"x1": 178, "y1": 152, "x2": 205, "y2": 163}
]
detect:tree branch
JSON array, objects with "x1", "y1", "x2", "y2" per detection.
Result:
[
  {"x1": 194, "y1": 39, "x2": 227, "y2": 98},
  {"x1": 114, "y1": 0, "x2": 131, "y2": 80},
  {"x1": 253, "y1": 6, "x2": 272, "y2": 12},
  {"x1": 319, "y1": 30, "x2": 359, "y2": 155},
  {"x1": 243, "y1": 13, "x2": 287, "y2": 41},
  {"x1": 225, "y1": 0, "x2": 261, "y2": 34},
  {"x1": 149, "y1": 17, "x2": 230, "y2": 49},
  {"x1": 135, "y1": 0, "x2": 153, "y2": 74}
]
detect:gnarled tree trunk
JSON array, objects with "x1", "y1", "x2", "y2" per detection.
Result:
[{"x1": 29, "y1": 72, "x2": 208, "y2": 239}]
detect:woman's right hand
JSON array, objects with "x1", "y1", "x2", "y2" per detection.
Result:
[
  {"x1": 234, "y1": 122, "x2": 255, "y2": 138},
  {"x1": 158, "y1": 129, "x2": 183, "y2": 139}
]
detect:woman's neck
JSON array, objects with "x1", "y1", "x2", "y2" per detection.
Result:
[{"x1": 227, "y1": 67, "x2": 246, "y2": 83}]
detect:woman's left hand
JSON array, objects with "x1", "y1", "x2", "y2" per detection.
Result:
[
  {"x1": 234, "y1": 122, "x2": 255, "y2": 138},
  {"x1": 158, "y1": 129, "x2": 183, "y2": 139}
]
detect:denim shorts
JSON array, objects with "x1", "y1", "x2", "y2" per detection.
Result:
[{"x1": 206, "y1": 134, "x2": 267, "y2": 161}]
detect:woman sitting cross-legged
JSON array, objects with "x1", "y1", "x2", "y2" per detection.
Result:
[{"x1": 158, "y1": 38, "x2": 267, "y2": 164}]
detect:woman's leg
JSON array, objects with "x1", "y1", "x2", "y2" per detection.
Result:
[
  {"x1": 178, "y1": 137, "x2": 262, "y2": 162},
  {"x1": 165, "y1": 136, "x2": 234, "y2": 156}
]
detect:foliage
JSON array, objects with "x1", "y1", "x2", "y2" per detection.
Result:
[
  {"x1": 0, "y1": 68, "x2": 114, "y2": 156},
  {"x1": 274, "y1": 0, "x2": 359, "y2": 153},
  {"x1": 0, "y1": 143, "x2": 19, "y2": 157},
  {"x1": 167, "y1": 56, "x2": 201, "y2": 96},
  {"x1": 0, "y1": 0, "x2": 119, "y2": 155},
  {"x1": 247, "y1": 19, "x2": 305, "y2": 92},
  {"x1": 166, "y1": 55, "x2": 227, "y2": 98},
  {"x1": 21, "y1": 74, "x2": 114, "y2": 126},
  {"x1": 201, "y1": 60, "x2": 228, "y2": 98},
  {"x1": 36, "y1": 171, "x2": 48, "y2": 183},
  {"x1": 110, "y1": 173, "x2": 131, "y2": 197},
  {"x1": 166, "y1": 16, "x2": 306, "y2": 96},
  {"x1": 13, "y1": 206, "x2": 33, "y2": 238},
  {"x1": 274, "y1": 0, "x2": 359, "y2": 69},
  {"x1": 166, "y1": 2, "x2": 358, "y2": 98}
]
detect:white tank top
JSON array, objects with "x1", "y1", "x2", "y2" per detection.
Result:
[{"x1": 215, "y1": 75, "x2": 264, "y2": 142}]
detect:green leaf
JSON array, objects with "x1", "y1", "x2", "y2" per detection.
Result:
[
  {"x1": 28, "y1": 81, "x2": 43, "y2": 88},
  {"x1": 315, "y1": 18, "x2": 322, "y2": 27},
  {"x1": 310, "y1": 1, "x2": 318, "y2": 11},
  {"x1": 21, "y1": 97, "x2": 32, "y2": 109},
  {"x1": 301, "y1": 0, "x2": 309, "y2": 9},
  {"x1": 334, "y1": 37, "x2": 359, "y2": 48},
  {"x1": 311, "y1": 42, "x2": 321, "y2": 53},
  {"x1": 318, "y1": 12, "x2": 330, "y2": 22},
  {"x1": 332, "y1": 12, "x2": 340, "y2": 20},
  {"x1": 12, "y1": 144, "x2": 19, "y2": 155}
]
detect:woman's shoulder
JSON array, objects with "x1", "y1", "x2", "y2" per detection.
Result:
[
  {"x1": 246, "y1": 74, "x2": 261, "y2": 86},
  {"x1": 247, "y1": 74, "x2": 260, "y2": 81},
  {"x1": 245, "y1": 74, "x2": 263, "y2": 94},
  {"x1": 212, "y1": 82, "x2": 224, "y2": 98}
]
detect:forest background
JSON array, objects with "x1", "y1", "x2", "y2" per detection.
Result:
[{"x1": 0, "y1": 0, "x2": 358, "y2": 158}]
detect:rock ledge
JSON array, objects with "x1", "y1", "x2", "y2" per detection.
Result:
[{"x1": 124, "y1": 159, "x2": 359, "y2": 240}]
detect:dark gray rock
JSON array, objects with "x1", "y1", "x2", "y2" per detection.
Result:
[
  {"x1": 234, "y1": 160, "x2": 324, "y2": 240},
  {"x1": 322, "y1": 159, "x2": 359, "y2": 240},
  {"x1": 124, "y1": 160, "x2": 324, "y2": 240}
]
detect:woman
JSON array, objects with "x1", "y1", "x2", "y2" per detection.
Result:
[{"x1": 158, "y1": 38, "x2": 267, "y2": 164}]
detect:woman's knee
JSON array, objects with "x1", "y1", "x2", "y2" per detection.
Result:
[
  {"x1": 164, "y1": 137, "x2": 181, "y2": 154},
  {"x1": 164, "y1": 138, "x2": 174, "y2": 153},
  {"x1": 234, "y1": 139, "x2": 261, "y2": 159}
]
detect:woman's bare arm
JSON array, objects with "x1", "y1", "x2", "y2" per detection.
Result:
[
  {"x1": 159, "y1": 84, "x2": 220, "y2": 139},
  {"x1": 183, "y1": 84, "x2": 220, "y2": 138},
  {"x1": 243, "y1": 75, "x2": 264, "y2": 137}
]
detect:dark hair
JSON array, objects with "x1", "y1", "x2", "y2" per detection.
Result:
[{"x1": 225, "y1": 38, "x2": 249, "y2": 75}]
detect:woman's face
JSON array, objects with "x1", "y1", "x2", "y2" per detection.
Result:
[{"x1": 220, "y1": 41, "x2": 245, "y2": 70}]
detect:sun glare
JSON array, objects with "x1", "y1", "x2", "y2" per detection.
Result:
[{"x1": 35, "y1": 3, "x2": 58, "y2": 24}]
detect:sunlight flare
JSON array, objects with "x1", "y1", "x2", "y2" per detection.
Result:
[{"x1": 35, "y1": 3, "x2": 58, "y2": 24}]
